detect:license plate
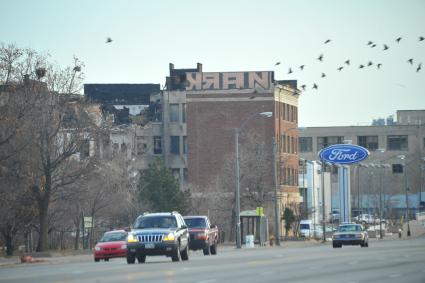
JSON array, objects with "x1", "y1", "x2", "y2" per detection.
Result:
[{"x1": 145, "y1": 243, "x2": 155, "y2": 249}]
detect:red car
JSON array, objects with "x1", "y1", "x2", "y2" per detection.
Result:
[{"x1": 94, "y1": 230, "x2": 128, "y2": 262}]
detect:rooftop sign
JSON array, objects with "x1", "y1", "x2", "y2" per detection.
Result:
[
  {"x1": 319, "y1": 144, "x2": 369, "y2": 165},
  {"x1": 185, "y1": 71, "x2": 272, "y2": 91}
]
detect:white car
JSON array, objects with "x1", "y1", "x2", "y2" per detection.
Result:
[
  {"x1": 353, "y1": 214, "x2": 386, "y2": 224},
  {"x1": 353, "y1": 214, "x2": 375, "y2": 224}
]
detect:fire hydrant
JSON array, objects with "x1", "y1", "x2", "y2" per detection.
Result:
[{"x1": 398, "y1": 228, "x2": 402, "y2": 238}]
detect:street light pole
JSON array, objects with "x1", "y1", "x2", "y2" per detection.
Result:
[
  {"x1": 321, "y1": 159, "x2": 326, "y2": 242},
  {"x1": 235, "y1": 128, "x2": 242, "y2": 248},
  {"x1": 404, "y1": 162, "x2": 411, "y2": 237},
  {"x1": 234, "y1": 111, "x2": 272, "y2": 249},
  {"x1": 273, "y1": 138, "x2": 280, "y2": 246},
  {"x1": 379, "y1": 163, "x2": 384, "y2": 239}
]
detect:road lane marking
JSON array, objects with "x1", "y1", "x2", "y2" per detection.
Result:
[
  {"x1": 389, "y1": 273, "x2": 401, "y2": 278},
  {"x1": 196, "y1": 280, "x2": 217, "y2": 283}
]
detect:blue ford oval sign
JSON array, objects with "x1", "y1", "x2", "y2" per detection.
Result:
[{"x1": 319, "y1": 144, "x2": 369, "y2": 165}]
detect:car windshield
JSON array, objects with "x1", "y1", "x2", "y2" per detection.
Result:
[
  {"x1": 300, "y1": 224, "x2": 310, "y2": 229},
  {"x1": 338, "y1": 225, "x2": 361, "y2": 232},
  {"x1": 99, "y1": 232, "x2": 127, "y2": 242},
  {"x1": 184, "y1": 218, "x2": 207, "y2": 228},
  {"x1": 134, "y1": 216, "x2": 177, "y2": 229}
]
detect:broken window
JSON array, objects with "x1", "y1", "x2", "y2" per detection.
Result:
[
  {"x1": 121, "y1": 142, "x2": 127, "y2": 155},
  {"x1": 137, "y1": 136, "x2": 147, "y2": 155},
  {"x1": 112, "y1": 143, "x2": 119, "y2": 156},
  {"x1": 154, "y1": 136, "x2": 162, "y2": 155},
  {"x1": 80, "y1": 139, "x2": 90, "y2": 159},
  {"x1": 172, "y1": 168, "x2": 180, "y2": 180}
]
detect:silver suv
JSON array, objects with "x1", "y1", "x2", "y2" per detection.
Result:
[{"x1": 126, "y1": 212, "x2": 189, "y2": 263}]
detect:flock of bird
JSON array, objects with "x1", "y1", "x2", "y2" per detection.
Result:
[
  {"x1": 275, "y1": 36, "x2": 424, "y2": 91},
  {"x1": 105, "y1": 35, "x2": 423, "y2": 93}
]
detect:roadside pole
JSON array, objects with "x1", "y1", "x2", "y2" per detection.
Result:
[{"x1": 321, "y1": 159, "x2": 326, "y2": 242}]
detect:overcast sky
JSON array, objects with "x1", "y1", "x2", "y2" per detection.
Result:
[{"x1": 1, "y1": 0, "x2": 424, "y2": 127}]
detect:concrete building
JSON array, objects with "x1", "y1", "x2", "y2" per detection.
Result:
[
  {"x1": 298, "y1": 160, "x2": 332, "y2": 226},
  {"x1": 299, "y1": 110, "x2": 425, "y2": 219}
]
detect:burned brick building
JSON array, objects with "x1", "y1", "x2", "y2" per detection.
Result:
[
  {"x1": 84, "y1": 65, "x2": 301, "y2": 239},
  {"x1": 84, "y1": 83, "x2": 162, "y2": 164}
]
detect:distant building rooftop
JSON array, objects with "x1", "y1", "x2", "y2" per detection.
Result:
[{"x1": 84, "y1": 84, "x2": 160, "y2": 105}]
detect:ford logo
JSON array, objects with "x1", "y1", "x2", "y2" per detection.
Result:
[{"x1": 319, "y1": 144, "x2": 369, "y2": 165}]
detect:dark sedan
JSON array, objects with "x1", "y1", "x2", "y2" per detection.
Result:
[{"x1": 332, "y1": 223, "x2": 368, "y2": 248}]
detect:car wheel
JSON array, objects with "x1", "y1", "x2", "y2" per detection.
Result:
[
  {"x1": 210, "y1": 241, "x2": 217, "y2": 255},
  {"x1": 94, "y1": 258, "x2": 100, "y2": 262},
  {"x1": 127, "y1": 253, "x2": 136, "y2": 264},
  {"x1": 365, "y1": 241, "x2": 369, "y2": 247},
  {"x1": 181, "y1": 244, "x2": 189, "y2": 261},
  {"x1": 203, "y1": 245, "x2": 211, "y2": 255},
  {"x1": 172, "y1": 243, "x2": 181, "y2": 262},
  {"x1": 137, "y1": 254, "x2": 146, "y2": 263},
  {"x1": 104, "y1": 258, "x2": 109, "y2": 262}
]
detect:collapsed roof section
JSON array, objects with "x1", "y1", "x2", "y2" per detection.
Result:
[
  {"x1": 84, "y1": 84, "x2": 160, "y2": 105},
  {"x1": 84, "y1": 84, "x2": 161, "y2": 125}
]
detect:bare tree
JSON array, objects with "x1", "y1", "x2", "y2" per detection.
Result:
[
  {"x1": 189, "y1": 132, "x2": 273, "y2": 242},
  {"x1": 0, "y1": 42, "x2": 99, "y2": 252}
]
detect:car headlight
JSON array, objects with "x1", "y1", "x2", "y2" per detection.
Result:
[
  {"x1": 121, "y1": 244, "x2": 127, "y2": 249},
  {"x1": 127, "y1": 234, "x2": 138, "y2": 243},
  {"x1": 164, "y1": 233, "x2": 175, "y2": 241},
  {"x1": 355, "y1": 234, "x2": 363, "y2": 239},
  {"x1": 95, "y1": 246, "x2": 101, "y2": 251}
]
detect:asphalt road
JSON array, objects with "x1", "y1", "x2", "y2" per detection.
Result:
[{"x1": 1, "y1": 237, "x2": 425, "y2": 283}]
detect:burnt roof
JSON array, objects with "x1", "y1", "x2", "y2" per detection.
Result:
[
  {"x1": 275, "y1": 80, "x2": 297, "y2": 89},
  {"x1": 84, "y1": 84, "x2": 160, "y2": 105}
]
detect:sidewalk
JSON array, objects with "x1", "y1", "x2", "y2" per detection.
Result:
[
  {"x1": 0, "y1": 250, "x2": 92, "y2": 267},
  {"x1": 402, "y1": 219, "x2": 425, "y2": 238}
]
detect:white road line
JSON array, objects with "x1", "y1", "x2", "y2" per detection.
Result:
[{"x1": 389, "y1": 273, "x2": 402, "y2": 278}]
